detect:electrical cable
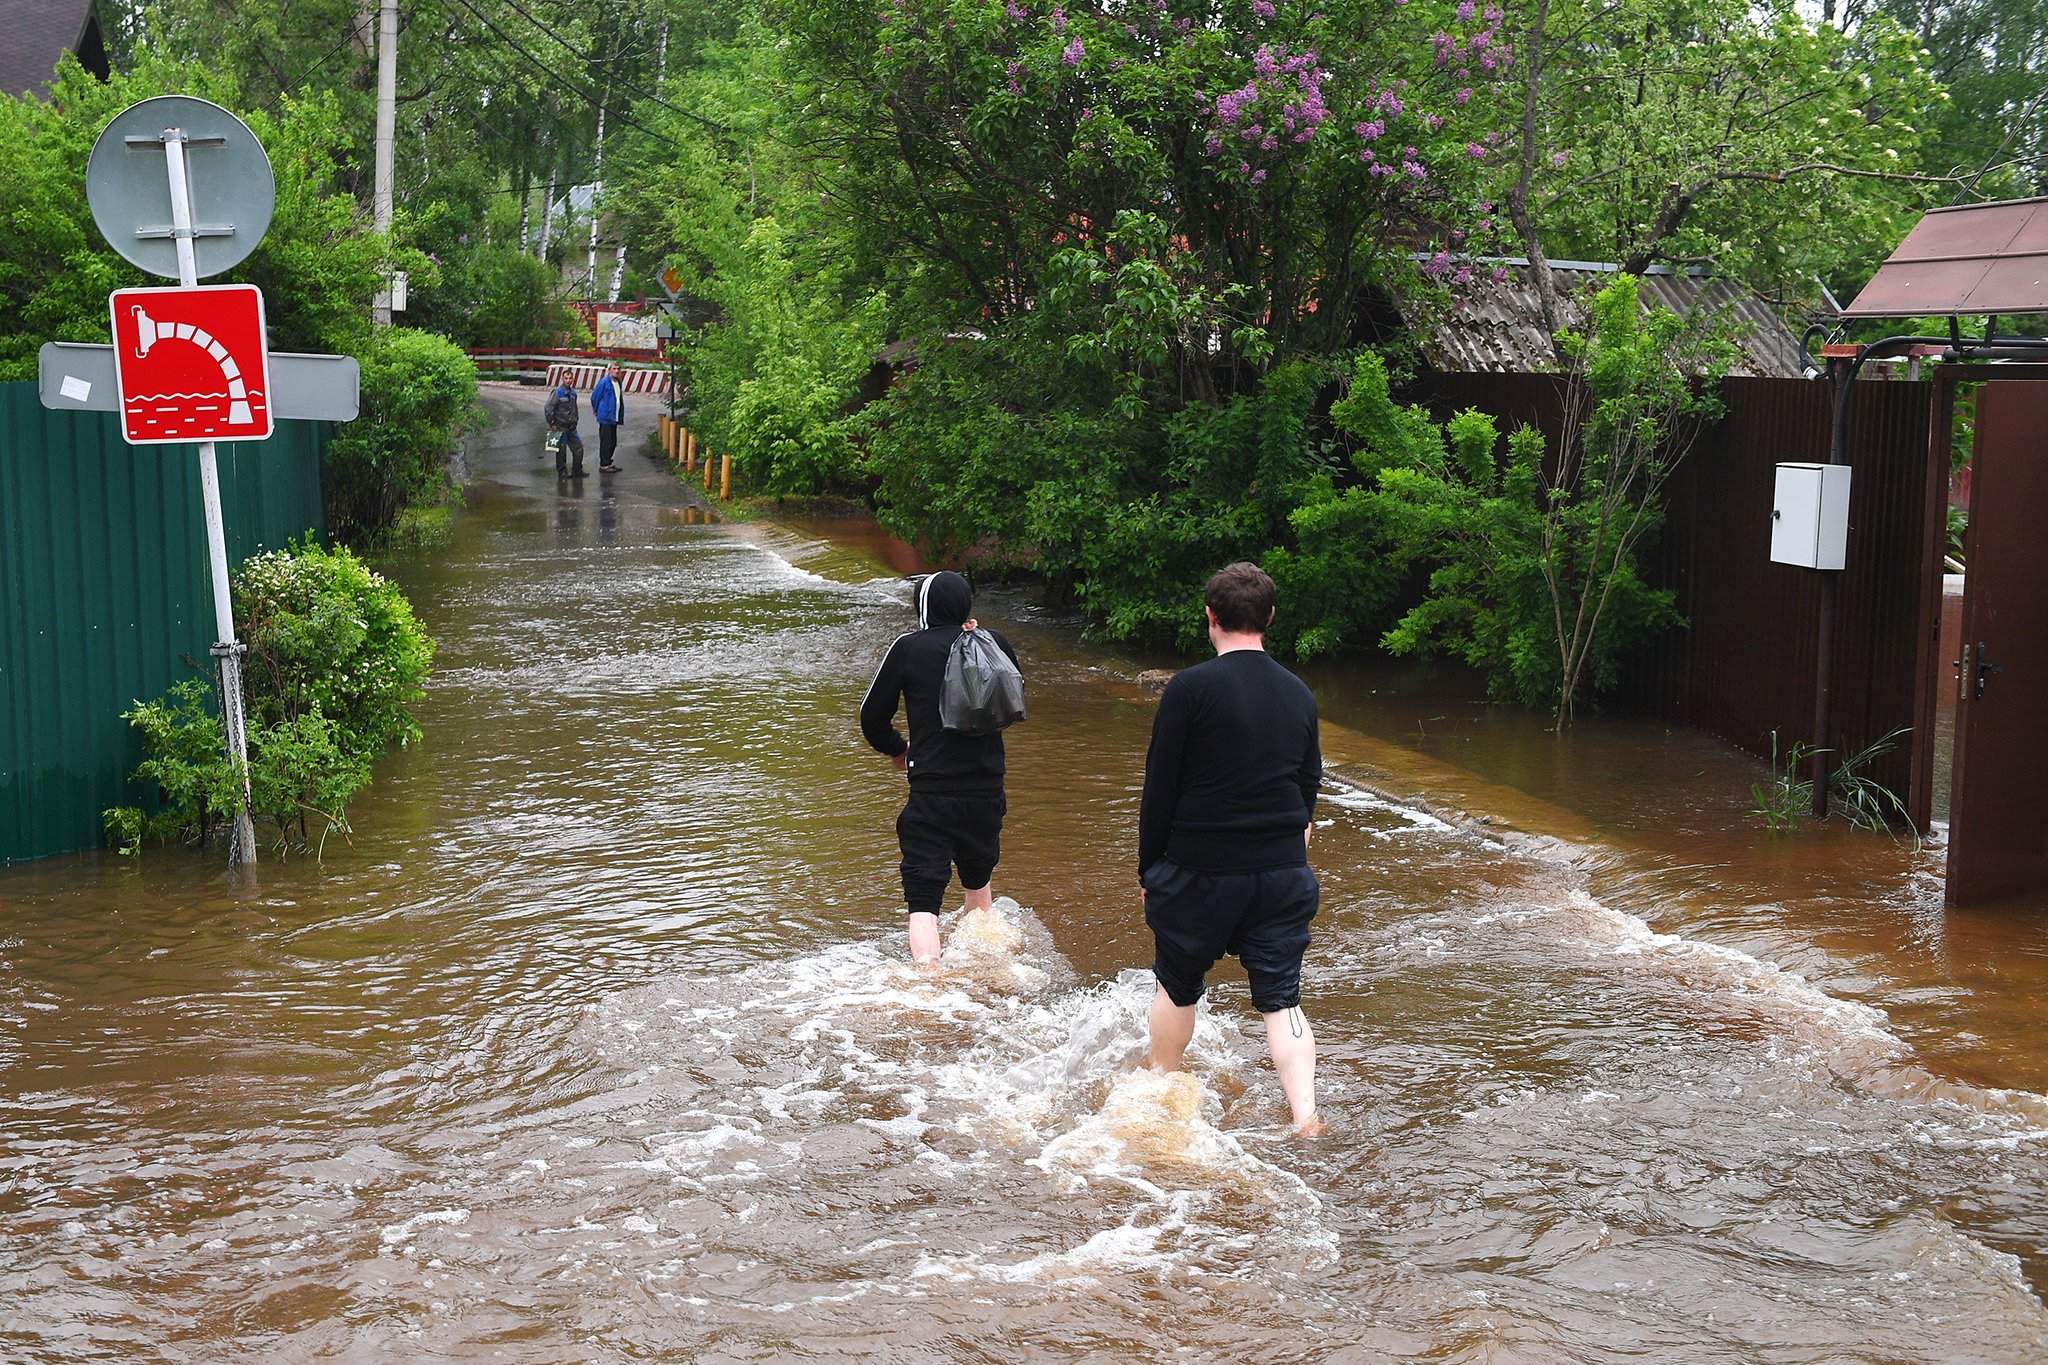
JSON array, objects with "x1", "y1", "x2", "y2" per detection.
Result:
[
  {"x1": 443, "y1": 0, "x2": 725, "y2": 145},
  {"x1": 493, "y1": 0, "x2": 731, "y2": 135}
]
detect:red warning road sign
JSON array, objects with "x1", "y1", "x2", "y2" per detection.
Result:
[{"x1": 108, "y1": 283, "x2": 274, "y2": 445}]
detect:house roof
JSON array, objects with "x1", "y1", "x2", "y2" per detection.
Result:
[
  {"x1": 1841, "y1": 197, "x2": 2048, "y2": 319},
  {"x1": 2, "y1": 0, "x2": 107, "y2": 97},
  {"x1": 1418, "y1": 259, "x2": 1808, "y2": 379}
]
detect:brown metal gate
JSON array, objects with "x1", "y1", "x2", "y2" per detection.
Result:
[{"x1": 1945, "y1": 379, "x2": 2048, "y2": 906}]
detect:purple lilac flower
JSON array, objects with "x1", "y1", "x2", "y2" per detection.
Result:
[
  {"x1": 1293, "y1": 128, "x2": 1313, "y2": 142},
  {"x1": 1424, "y1": 250, "x2": 1451, "y2": 277},
  {"x1": 1456, "y1": 0, "x2": 1474, "y2": 20},
  {"x1": 1466, "y1": 141, "x2": 1486, "y2": 158},
  {"x1": 1454, "y1": 265, "x2": 1474, "y2": 284},
  {"x1": 1253, "y1": 167, "x2": 1270, "y2": 182},
  {"x1": 1470, "y1": 30, "x2": 1490, "y2": 49},
  {"x1": 1253, "y1": 0, "x2": 1276, "y2": 17},
  {"x1": 1492, "y1": 265, "x2": 1509, "y2": 282},
  {"x1": 1205, "y1": 132, "x2": 1223, "y2": 154},
  {"x1": 1450, "y1": 229, "x2": 1466, "y2": 243},
  {"x1": 1404, "y1": 159, "x2": 1427, "y2": 179},
  {"x1": 1005, "y1": 0, "x2": 1026, "y2": 17},
  {"x1": 1485, "y1": 5, "x2": 1502, "y2": 20},
  {"x1": 1454, "y1": 86, "x2": 1472, "y2": 104},
  {"x1": 1356, "y1": 119, "x2": 1383, "y2": 140},
  {"x1": 1052, "y1": 4, "x2": 1066, "y2": 31},
  {"x1": 1260, "y1": 135, "x2": 1277, "y2": 150},
  {"x1": 1254, "y1": 45, "x2": 1278, "y2": 78},
  {"x1": 1425, "y1": 113, "x2": 1444, "y2": 130},
  {"x1": 1433, "y1": 32, "x2": 1456, "y2": 64},
  {"x1": 1479, "y1": 50, "x2": 1498, "y2": 71},
  {"x1": 1371, "y1": 161, "x2": 1395, "y2": 176},
  {"x1": 1061, "y1": 35, "x2": 1083, "y2": 65},
  {"x1": 1006, "y1": 59, "x2": 1023, "y2": 92},
  {"x1": 1239, "y1": 160, "x2": 1252, "y2": 174},
  {"x1": 1550, "y1": 149, "x2": 1568, "y2": 168}
]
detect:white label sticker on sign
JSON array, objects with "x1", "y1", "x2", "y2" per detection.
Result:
[{"x1": 60, "y1": 375, "x2": 92, "y2": 402}]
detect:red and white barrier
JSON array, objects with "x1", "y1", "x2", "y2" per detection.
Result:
[{"x1": 544, "y1": 362, "x2": 670, "y2": 396}]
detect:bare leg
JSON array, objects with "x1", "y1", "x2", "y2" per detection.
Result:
[
  {"x1": 1147, "y1": 986, "x2": 1197, "y2": 1072},
  {"x1": 908, "y1": 912, "x2": 941, "y2": 965},
  {"x1": 1261, "y1": 1005, "x2": 1320, "y2": 1134},
  {"x1": 962, "y1": 883, "x2": 994, "y2": 912}
]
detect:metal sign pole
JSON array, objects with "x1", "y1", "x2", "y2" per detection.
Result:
[{"x1": 163, "y1": 125, "x2": 259, "y2": 866}]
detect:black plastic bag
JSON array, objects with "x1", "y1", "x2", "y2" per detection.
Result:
[{"x1": 941, "y1": 629, "x2": 1026, "y2": 734}]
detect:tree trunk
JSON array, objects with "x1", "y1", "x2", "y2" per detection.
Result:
[
  {"x1": 1506, "y1": 0, "x2": 1566, "y2": 363},
  {"x1": 539, "y1": 161, "x2": 558, "y2": 262}
]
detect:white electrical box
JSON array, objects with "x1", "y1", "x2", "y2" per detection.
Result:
[{"x1": 1770, "y1": 462, "x2": 1852, "y2": 570}]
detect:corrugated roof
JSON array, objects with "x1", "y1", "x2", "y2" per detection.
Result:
[
  {"x1": 1841, "y1": 197, "x2": 2048, "y2": 318},
  {"x1": 1416, "y1": 260, "x2": 1808, "y2": 379},
  {"x1": 1, "y1": 0, "x2": 104, "y2": 97}
]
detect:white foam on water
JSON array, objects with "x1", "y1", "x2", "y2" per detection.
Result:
[
  {"x1": 586, "y1": 905, "x2": 1334, "y2": 1281},
  {"x1": 1532, "y1": 889, "x2": 2048, "y2": 1126},
  {"x1": 379, "y1": 1208, "x2": 470, "y2": 1246},
  {"x1": 1320, "y1": 783, "x2": 1454, "y2": 836}
]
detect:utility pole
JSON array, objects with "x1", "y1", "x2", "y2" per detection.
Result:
[{"x1": 371, "y1": 0, "x2": 397, "y2": 325}]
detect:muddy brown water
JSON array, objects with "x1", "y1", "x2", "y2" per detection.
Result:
[{"x1": 3, "y1": 387, "x2": 2046, "y2": 1362}]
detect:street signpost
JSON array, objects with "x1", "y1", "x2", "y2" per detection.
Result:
[{"x1": 45, "y1": 96, "x2": 321, "y2": 866}]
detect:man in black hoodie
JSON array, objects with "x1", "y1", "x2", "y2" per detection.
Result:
[{"x1": 859, "y1": 571, "x2": 1022, "y2": 963}]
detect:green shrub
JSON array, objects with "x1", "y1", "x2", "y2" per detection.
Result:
[
  {"x1": 326, "y1": 327, "x2": 480, "y2": 542},
  {"x1": 236, "y1": 538, "x2": 435, "y2": 756},
  {"x1": 410, "y1": 244, "x2": 584, "y2": 350},
  {"x1": 105, "y1": 541, "x2": 433, "y2": 858},
  {"x1": 1377, "y1": 277, "x2": 1732, "y2": 720}
]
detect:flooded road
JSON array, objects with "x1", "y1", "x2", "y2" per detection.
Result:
[{"x1": 3, "y1": 386, "x2": 2046, "y2": 1361}]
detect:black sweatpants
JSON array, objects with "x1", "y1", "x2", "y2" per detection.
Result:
[
  {"x1": 598, "y1": 422, "x2": 619, "y2": 468},
  {"x1": 896, "y1": 791, "x2": 1005, "y2": 915},
  {"x1": 1142, "y1": 858, "x2": 1318, "y2": 1013}
]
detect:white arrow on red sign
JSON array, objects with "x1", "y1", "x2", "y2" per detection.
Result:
[{"x1": 108, "y1": 283, "x2": 275, "y2": 445}]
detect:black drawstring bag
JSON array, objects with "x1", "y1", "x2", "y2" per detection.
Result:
[{"x1": 941, "y1": 629, "x2": 1026, "y2": 734}]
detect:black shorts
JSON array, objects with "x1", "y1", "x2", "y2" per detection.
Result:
[
  {"x1": 896, "y1": 791, "x2": 1005, "y2": 915},
  {"x1": 1143, "y1": 859, "x2": 1318, "y2": 1013}
]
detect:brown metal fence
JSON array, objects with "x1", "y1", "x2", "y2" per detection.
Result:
[{"x1": 1425, "y1": 372, "x2": 1936, "y2": 801}]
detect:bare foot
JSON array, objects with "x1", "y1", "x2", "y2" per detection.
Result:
[{"x1": 1292, "y1": 1111, "x2": 1326, "y2": 1139}]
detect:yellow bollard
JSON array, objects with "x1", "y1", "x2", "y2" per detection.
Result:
[
  {"x1": 720, "y1": 453, "x2": 732, "y2": 501},
  {"x1": 684, "y1": 430, "x2": 695, "y2": 472}
]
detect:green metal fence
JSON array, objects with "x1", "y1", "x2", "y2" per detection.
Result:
[{"x1": 0, "y1": 383, "x2": 328, "y2": 863}]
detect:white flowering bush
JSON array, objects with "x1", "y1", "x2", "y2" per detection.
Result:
[{"x1": 106, "y1": 540, "x2": 432, "y2": 857}]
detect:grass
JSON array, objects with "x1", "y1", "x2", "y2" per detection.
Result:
[{"x1": 1749, "y1": 726, "x2": 1917, "y2": 844}]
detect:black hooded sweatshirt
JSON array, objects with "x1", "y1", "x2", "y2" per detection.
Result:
[{"x1": 859, "y1": 571, "x2": 1020, "y2": 796}]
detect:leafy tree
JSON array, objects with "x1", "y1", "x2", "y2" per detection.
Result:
[{"x1": 1501, "y1": 0, "x2": 1942, "y2": 335}]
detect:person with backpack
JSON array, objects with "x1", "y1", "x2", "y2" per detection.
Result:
[
  {"x1": 544, "y1": 380, "x2": 586, "y2": 479},
  {"x1": 1138, "y1": 561, "x2": 1324, "y2": 1135},
  {"x1": 859, "y1": 570, "x2": 1024, "y2": 965},
  {"x1": 591, "y1": 362, "x2": 625, "y2": 473}
]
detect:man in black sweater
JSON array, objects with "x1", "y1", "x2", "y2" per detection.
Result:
[
  {"x1": 860, "y1": 571, "x2": 1022, "y2": 964},
  {"x1": 1138, "y1": 561, "x2": 1323, "y2": 1134}
]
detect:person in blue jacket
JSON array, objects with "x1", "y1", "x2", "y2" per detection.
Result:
[{"x1": 591, "y1": 362, "x2": 625, "y2": 473}]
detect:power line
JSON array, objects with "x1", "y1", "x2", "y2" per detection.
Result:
[
  {"x1": 442, "y1": 0, "x2": 722, "y2": 148},
  {"x1": 494, "y1": 0, "x2": 731, "y2": 135}
]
